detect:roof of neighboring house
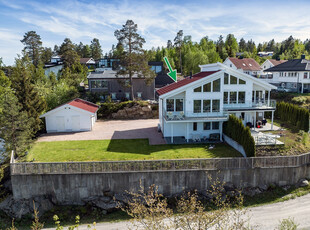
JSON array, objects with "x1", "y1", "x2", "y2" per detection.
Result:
[
  {"x1": 68, "y1": 98, "x2": 99, "y2": 113},
  {"x1": 87, "y1": 70, "x2": 144, "y2": 79},
  {"x1": 227, "y1": 57, "x2": 261, "y2": 71},
  {"x1": 155, "y1": 74, "x2": 175, "y2": 88},
  {"x1": 156, "y1": 71, "x2": 219, "y2": 96},
  {"x1": 44, "y1": 63, "x2": 63, "y2": 69},
  {"x1": 268, "y1": 59, "x2": 287, "y2": 66},
  {"x1": 40, "y1": 98, "x2": 99, "y2": 118},
  {"x1": 266, "y1": 58, "x2": 310, "y2": 72},
  {"x1": 80, "y1": 58, "x2": 96, "y2": 65}
]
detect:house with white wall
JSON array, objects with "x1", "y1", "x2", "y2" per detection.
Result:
[
  {"x1": 223, "y1": 57, "x2": 262, "y2": 77},
  {"x1": 260, "y1": 59, "x2": 287, "y2": 81},
  {"x1": 157, "y1": 62, "x2": 277, "y2": 143},
  {"x1": 265, "y1": 55, "x2": 310, "y2": 93},
  {"x1": 40, "y1": 98, "x2": 99, "y2": 133}
]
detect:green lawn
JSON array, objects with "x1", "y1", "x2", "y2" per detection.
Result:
[{"x1": 26, "y1": 139, "x2": 242, "y2": 162}]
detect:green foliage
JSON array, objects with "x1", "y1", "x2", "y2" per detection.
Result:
[
  {"x1": 10, "y1": 56, "x2": 46, "y2": 133},
  {"x1": 275, "y1": 101, "x2": 309, "y2": 132},
  {"x1": 291, "y1": 96, "x2": 307, "y2": 105},
  {"x1": 276, "y1": 217, "x2": 298, "y2": 230},
  {"x1": 20, "y1": 31, "x2": 43, "y2": 67},
  {"x1": 223, "y1": 115, "x2": 256, "y2": 157},
  {"x1": 114, "y1": 20, "x2": 156, "y2": 100},
  {"x1": 90, "y1": 38, "x2": 103, "y2": 60},
  {"x1": 97, "y1": 100, "x2": 138, "y2": 118},
  {"x1": 0, "y1": 93, "x2": 34, "y2": 156},
  {"x1": 59, "y1": 38, "x2": 80, "y2": 68}
]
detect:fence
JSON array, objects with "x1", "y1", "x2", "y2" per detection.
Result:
[{"x1": 10, "y1": 152, "x2": 310, "y2": 175}]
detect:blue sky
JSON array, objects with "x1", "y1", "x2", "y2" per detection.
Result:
[{"x1": 1, "y1": 0, "x2": 310, "y2": 65}]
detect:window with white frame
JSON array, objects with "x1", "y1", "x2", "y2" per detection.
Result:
[
  {"x1": 213, "y1": 79, "x2": 221, "y2": 92},
  {"x1": 175, "y1": 99, "x2": 184, "y2": 111},
  {"x1": 111, "y1": 93, "x2": 116, "y2": 100},
  {"x1": 223, "y1": 92, "x2": 228, "y2": 104},
  {"x1": 166, "y1": 99, "x2": 174, "y2": 111},
  {"x1": 212, "y1": 100, "x2": 220, "y2": 112},
  {"x1": 203, "y1": 122, "x2": 211, "y2": 130},
  {"x1": 224, "y1": 73, "x2": 229, "y2": 84},
  {"x1": 91, "y1": 80, "x2": 108, "y2": 89},
  {"x1": 212, "y1": 122, "x2": 219, "y2": 130},
  {"x1": 238, "y1": 91, "x2": 245, "y2": 104},
  {"x1": 125, "y1": 92, "x2": 130, "y2": 99},
  {"x1": 230, "y1": 92, "x2": 237, "y2": 104},
  {"x1": 194, "y1": 86, "x2": 202, "y2": 92},
  {"x1": 137, "y1": 92, "x2": 142, "y2": 98},
  {"x1": 193, "y1": 100, "x2": 201, "y2": 113},
  {"x1": 203, "y1": 82, "x2": 211, "y2": 92},
  {"x1": 166, "y1": 98, "x2": 183, "y2": 112},
  {"x1": 203, "y1": 100, "x2": 211, "y2": 113}
]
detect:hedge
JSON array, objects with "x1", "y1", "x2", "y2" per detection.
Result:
[
  {"x1": 223, "y1": 115, "x2": 256, "y2": 157},
  {"x1": 275, "y1": 101, "x2": 309, "y2": 132}
]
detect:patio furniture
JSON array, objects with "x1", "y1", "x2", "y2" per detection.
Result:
[
  {"x1": 192, "y1": 134, "x2": 201, "y2": 142},
  {"x1": 262, "y1": 119, "x2": 267, "y2": 126},
  {"x1": 209, "y1": 133, "x2": 220, "y2": 141}
]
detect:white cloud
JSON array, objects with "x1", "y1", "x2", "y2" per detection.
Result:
[{"x1": 2, "y1": 0, "x2": 310, "y2": 65}]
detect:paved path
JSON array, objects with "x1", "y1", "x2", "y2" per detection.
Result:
[
  {"x1": 44, "y1": 194, "x2": 310, "y2": 229},
  {"x1": 38, "y1": 119, "x2": 166, "y2": 145}
]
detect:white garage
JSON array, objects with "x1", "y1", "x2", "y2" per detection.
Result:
[{"x1": 40, "y1": 98, "x2": 99, "y2": 133}]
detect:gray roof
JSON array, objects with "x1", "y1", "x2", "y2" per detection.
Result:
[
  {"x1": 266, "y1": 59, "x2": 310, "y2": 72},
  {"x1": 87, "y1": 70, "x2": 142, "y2": 79}
]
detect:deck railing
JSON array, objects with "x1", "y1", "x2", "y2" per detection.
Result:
[{"x1": 10, "y1": 152, "x2": 310, "y2": 175}]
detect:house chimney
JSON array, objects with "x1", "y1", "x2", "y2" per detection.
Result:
[
  {"x1": 301, "y1": 54, "x2": 306, "y2": 59},
  {"x1": 190, "y1": 72, "x2": 192, "y2": 79}
]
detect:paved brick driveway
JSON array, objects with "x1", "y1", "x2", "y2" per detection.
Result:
[{"x1": 37, "y1": 119, "x2": 166, "y2": 145}]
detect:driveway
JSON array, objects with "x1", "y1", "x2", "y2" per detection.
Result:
[{"x1": 38, "y1": 119, "x2": 166, "y2": 145}]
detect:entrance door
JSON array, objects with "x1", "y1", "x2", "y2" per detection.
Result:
[
  {"x1": 56, "y1": 116, "x2": 65, "y2": 132},
  {"x1": 71, "y1": 115, "x2": 80, "y2": 131}
]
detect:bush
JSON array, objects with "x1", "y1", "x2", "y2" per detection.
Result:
[
  {"x1": 275, "y1": 101, "x2": 310, "y2": 132},
  {"x1": 292, "y1": 96, "x2": 307, "y2": 105},
  {"x1": 223, "y1": 115, "x2": 256, "y2": 157}
]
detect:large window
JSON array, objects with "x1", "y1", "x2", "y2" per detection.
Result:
[
  {"x1": 238, "y1": 91, "x2": 245, "y2": 104},
  {"x1": 239, "y1": 79, "x2": 246, "y2": 84},
  {"x1": 193, "y1": 100, "x2": 201, "y2": 113},
  {"x1": 304, "y1": 72, "x2": 308, "y2": 79},
  {"x1": 194, "y1": 86, "x2": 202, "y2": 92},
  {"x1": 166, "y1": 99, "x2": 174, "y2": 111},
  {"x1": 213, "y1": 79, "x2": 221, "y2": 92},
  {"x1": 212, "y1": 100, "x2": 220, "y2": 112},
  {"x1": 230, "y1": 92, "x2": 237, "y2": 104},
  {"x1": 224, "y1": 73, "x2": 229, "y2": 84},
  {"x1": 175, "y1": 99, "x2": 184, "y2": 111},
  {"x1": 223, "y1": 92, "x2": 228, "y2": 104},
  {"x1": 203, "y1": 122, "x2": 211, "y2": 130},
  {"x1": 203, "y1": 82, "x2": 211, "y2": 92},
  {"x1": 91, "y1": 80, "x2": 108, "y2": 89},
  {"x1": 212, "y1": 122, "x2": 219, "y2": 130},
  {"x1": 151, "y1": 65, "x2": 162, "y2": 73},
  {"x1": 203, "y1": 100, "x2": 211, "y2": 113},
  {"x1": 230, "y1": 75, "x2": 237, "y2": 84}
]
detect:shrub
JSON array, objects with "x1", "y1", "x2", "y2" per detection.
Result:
[
  {"x1": 292, "y1": 96, "x2": 307, "y2": 105},
  {"x1": 223, "y1": 115, "x2": 256, "y2": 157},
  {"x1": 275, "y1": 101, "x2": 310, "y2": 132}
]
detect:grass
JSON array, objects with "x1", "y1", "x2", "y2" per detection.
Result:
[
  {"x1": 257, "y1": 118, "x2": 310, "y2": 156},
  {"x1": 25, "y1": 139, "x2": 242, "y2": 162}
]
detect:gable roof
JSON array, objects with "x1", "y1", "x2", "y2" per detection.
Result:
[
  {"x1": 156, "y1": 71, "x2": 219, "y2": 96},
  {"x1": 68, "y1": 98, "x2": 99, "y2": 113},
  {"x1": 88, "y1": 70, "x2": 145, "y2": 79},
  {"x1": 227, "y1": 57, "x2": 261, "y2": 71},
  {"x1": 80, "y1": 58, "x2": 96, "y2": 64},
  {"x1": 266, "y1": 58, "x2": 310, "y2": 72},
  {"x1": 40, "y1": 98, "x2": 99, "y2": 118},
  {"x1": 268, "y1": 59, "x2": 287, "y2": 66}
]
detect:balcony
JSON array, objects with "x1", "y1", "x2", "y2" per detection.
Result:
[{"x1": 163, "y1": 110, "x2": 229, "y2": 122}]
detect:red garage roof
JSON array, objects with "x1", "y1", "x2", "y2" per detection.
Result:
[
  {"x1": 68, "y1": 98, "x2": 99, "y2": 113},
  {"x1": 156, "y1": 71, "x2": 219, "y2": 96}
]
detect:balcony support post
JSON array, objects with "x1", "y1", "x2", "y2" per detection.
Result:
[
  {"x1": 171, "y1": 123, "x2": 174, "y2": 144},
  {"x1": 186, "y1": 122, "x2": 189, "y2": 142},
  {"x1": 267, "y1": 90, "x2": 270, "y2": 107},
  {"x1": 271, "y1": 110, "x2": 274, "y2": 130}
]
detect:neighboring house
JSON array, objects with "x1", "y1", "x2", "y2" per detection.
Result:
[
  {"x1": 157, "y1": 62, "x2": 276, "y2": 143},
  {"x1": 260, "y1": 59, "x2": 287, "y2": 80},
  {"x1": 40, "y1": 98, "x2": 99, "y2": 133},
  {"x1": 265, "y1": 55, "x2": 310, "y2": 93},
  {"x1": 223, "y1": 57, "x2": 262, "y2": 77},
  {"x1": 44, "y1": 55, "x2": 63, "y2": 76},
  {"x1": 80, "y1": 58, "x2": 96, "y2": 69},
  {"x1": 87, "y1": 69, "x2": 155, "y2": 101},
  {"x1": 97, "y1": 58, "x2": 120, "y2": 69},
  {"x1": 149, "y1": 61, "x2": 175, "y2": 88},
  {"x1": 258, "y1": 51, "x2": 273, "y2": 57}
]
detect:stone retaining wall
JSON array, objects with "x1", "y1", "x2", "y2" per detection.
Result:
[{"x1": 111, "y1": 105, "x2": 158, "y2": 119}]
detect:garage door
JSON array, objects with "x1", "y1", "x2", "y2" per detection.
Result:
[
  {"x1": 71, "y1": 115, "x2": 80, "y2": 131},
  {"x1": 56, "y1": 116, "x2": 65, "y2": 132}
]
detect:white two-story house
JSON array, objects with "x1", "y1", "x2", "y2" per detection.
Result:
[
  {"x1": 157, "y1": 62, "x2": 277, "y2": 143},
  {"x1": 223, "y1": 57, "x2": 263, "y2": 77}
]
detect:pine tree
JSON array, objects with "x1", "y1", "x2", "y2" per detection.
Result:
[
  {"x1": 90, "y1": 38, "x2": 103, "y2": 60},
  {"x1": 10, "y1": 56, "x2": 46, "y2": 133},
  {"x1": 174, "y1": 30, "x2": 183, "y2": 74},
  {"x1": 0, "y1": 93, "x2": 33, "y2": 156},
  {"x1": 21, "y1": 31, "x2": 43, "y2": 67},
  {"x1": 59, "y1": 38, "x2": 80, "y2": 68},
  {"x1": 114, "y1": 20, "x2": 155, "y2": 100}
]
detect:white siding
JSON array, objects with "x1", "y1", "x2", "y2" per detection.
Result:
[{"x1": 44, "y1": 105, "x2": 95, "y2": 133}]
